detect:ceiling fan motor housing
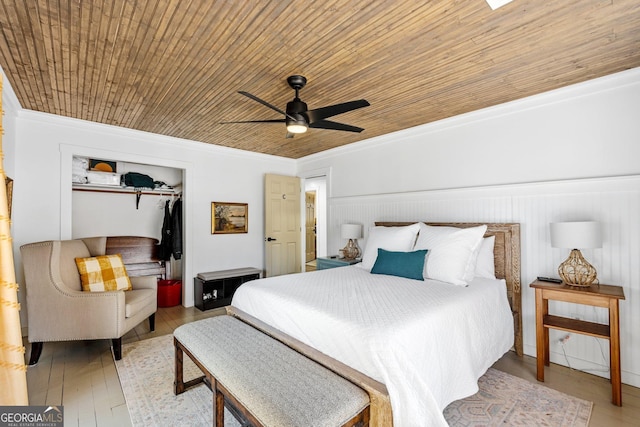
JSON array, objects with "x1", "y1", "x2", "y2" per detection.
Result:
[{"x1": 286, "y1": 98, "x2": 309, "y2": 127}]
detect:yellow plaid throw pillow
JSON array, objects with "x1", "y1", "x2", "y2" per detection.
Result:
[{"x1": 75, "y1": 254, "x2": 132, "y2": 292}]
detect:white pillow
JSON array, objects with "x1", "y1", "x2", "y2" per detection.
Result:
[
  {"x1": 360, "y1": 223, "x2": 420, "y2": 271},
  {"x1": 413, "y1": 223, "x2": 487, "y2": 286},
  {"x1": 475, "y1": 236, "x2": 496, "y2": 279}
]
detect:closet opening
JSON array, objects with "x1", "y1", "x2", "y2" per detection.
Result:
[{"x1": 71, "y1": 156, "x2": 185, "y2": 289}]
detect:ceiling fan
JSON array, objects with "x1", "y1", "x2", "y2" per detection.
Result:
[{"x1": 221, "y1": 75, "x2": 370, "y2": 138}]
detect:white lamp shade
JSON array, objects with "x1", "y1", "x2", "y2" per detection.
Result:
[
  {"x1": 341, "y1": 224, "x2": 362, "y2": 240},
  {"x1": 550, "y1": 221, "x2": 602, "y2": 249}
]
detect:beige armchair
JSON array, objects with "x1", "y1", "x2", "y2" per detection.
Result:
[{"x1": 20, "y1": 236, "x2": 160, "y2": 365}]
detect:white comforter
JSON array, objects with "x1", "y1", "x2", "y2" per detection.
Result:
[{"x1": 231, "y1": 266, "x2": 514, "y2": 427}]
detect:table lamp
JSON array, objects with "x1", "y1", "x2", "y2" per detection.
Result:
[
  {"x1": 550, "y1": 221, "x2": 602, "y2": 287},
  {"x1": 341, "y1": 224, "x2": 362, "y2": 260}
]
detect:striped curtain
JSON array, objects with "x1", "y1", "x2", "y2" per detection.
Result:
[{"x1": 0, "y1": 73, "x2": 28, "y2": 404}]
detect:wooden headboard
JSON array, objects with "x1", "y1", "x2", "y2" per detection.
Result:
[
  {"x1": 375, "y1": 222, "x2": 522, "y2": 356},
  {"x1": 105, "y1": 236, "x2": 168, "y2": 279}
]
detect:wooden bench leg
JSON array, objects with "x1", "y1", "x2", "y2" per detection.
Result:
[
  {"x1": 214, "y1": 385, "x2": 224, "y2": 427},
  {"x1": 174, "y1": 337, "x2": 207, "y2": 395},
  {"x1": 174, "y1": 337, "x2": 185, "y2": 395}
]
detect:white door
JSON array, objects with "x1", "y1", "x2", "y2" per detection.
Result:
[{"x1": 265, "y1": 174, "x2": 301, "y2": 277}]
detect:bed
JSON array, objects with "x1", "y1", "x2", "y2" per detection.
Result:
[{"x1": 228, "y1": 222, "x2": 521, "y2": 427}]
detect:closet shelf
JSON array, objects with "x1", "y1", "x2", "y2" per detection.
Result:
[{"x1": 72, "y1": 183, "x2": 177, "y2": 196}]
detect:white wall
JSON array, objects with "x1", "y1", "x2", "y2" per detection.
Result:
[
  {"x1": 11, "y1": 110, "x2": 295, "y2": 312},
  {"x1": 297, "y1": 68, "x2": 640, "y2": 388}
]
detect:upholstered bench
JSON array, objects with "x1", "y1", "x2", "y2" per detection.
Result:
[{"x1": 173, "y1": 315, "x2": 370, "y2": 427}]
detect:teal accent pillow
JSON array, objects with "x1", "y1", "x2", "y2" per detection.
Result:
[{"x1": 370, "y1": 248, "x2": 428, "y2": 281}]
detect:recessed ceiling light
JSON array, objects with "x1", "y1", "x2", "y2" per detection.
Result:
[{"x1": 486, "y1": 0, "x2": 514, "y2": 10}]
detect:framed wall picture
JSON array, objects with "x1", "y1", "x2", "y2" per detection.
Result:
[{"x1": 211, "y1": 202, "x2": 248, "y2": 234}]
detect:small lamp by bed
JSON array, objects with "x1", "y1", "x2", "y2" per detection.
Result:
[
  {"x1": 341, "y1": 224, "x2": 362, "y2": 260},
  {"x1": 550, "y1": 221, "x2": 602, "y2": 287}
]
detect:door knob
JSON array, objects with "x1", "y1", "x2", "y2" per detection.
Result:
[{"x1": 266, "y1": 237, "x2": 277, "y2": 242}]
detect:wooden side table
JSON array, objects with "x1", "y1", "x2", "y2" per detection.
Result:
[{"x1": 530, "y1": 279, "x2": 625, "y2": 406}]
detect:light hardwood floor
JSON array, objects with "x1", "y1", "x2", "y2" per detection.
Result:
[{"x1": 25, "y1": 305, "x2": 639, "y2": 426}]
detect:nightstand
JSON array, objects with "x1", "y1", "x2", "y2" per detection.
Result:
[
  {"x1": 530, "y1": 279, "x2": 625, "y2": 406},
  {"x1": 316, "y1": 256, "x2": 361, "y2": 270}
]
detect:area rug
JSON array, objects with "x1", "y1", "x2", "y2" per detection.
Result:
[
  {"x1": 442, "y1": 368, "x2": 592, "y2": 426},
  {"x1": 115, "y1": 334, "x2": 592, "y2": 427}
]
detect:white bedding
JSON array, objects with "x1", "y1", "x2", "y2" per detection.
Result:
[{"x1": 231, "y1": 266, "x2": 514, "y2": 427}]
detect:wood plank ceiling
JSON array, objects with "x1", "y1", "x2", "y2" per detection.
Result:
[{"x1": 0, "y1": 0, "x2": 639, "y2": 159}]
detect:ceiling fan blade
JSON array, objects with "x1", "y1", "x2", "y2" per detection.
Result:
[
  {"x1": 306, "y1": 99, "x2": 370, "y2": 123},
  {"x1": 220, "y1": 119, "x2": 285, "y2": 124},
  {"x1": 238, "y1": 91, "x2": 296, "y2": 121},
  {"x1": 309, "y1": 120, "x2": 364, "y2": 133}
]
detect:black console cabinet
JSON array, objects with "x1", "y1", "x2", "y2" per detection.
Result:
[{"x1": 194, "y1": 267, "x2": 261, "y2": 311}]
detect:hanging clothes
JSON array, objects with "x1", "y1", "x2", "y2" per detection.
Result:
[
  {"x1": 171, "y1": 196, "x2": 183, "y2": 260},
  {"x1": 159, "y1": 199, "x2": 172, "y2": 261}
]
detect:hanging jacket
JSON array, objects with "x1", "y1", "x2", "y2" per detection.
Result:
[
  {"x1": 171, "y1": 197, "x2": 183, "y2": 260},
  {"x1": 159, "y1": 200, "x2": 172, "y2": 261}
]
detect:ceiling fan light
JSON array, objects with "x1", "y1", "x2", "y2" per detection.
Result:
[
  {"x1": 286, "y1": 112, "x2": 308, "y2": 134},
  {"x1": 286, "y1": 122, "x2": 308, "y2": 134}
]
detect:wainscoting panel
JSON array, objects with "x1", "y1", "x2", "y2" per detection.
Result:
[{"x1": 329, "y1": 175, "x2": 640, "y2": 388}]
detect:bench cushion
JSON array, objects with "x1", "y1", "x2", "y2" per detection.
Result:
[{"x1": 174, "y1": 315, "x2": 369, "y2": 427}]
